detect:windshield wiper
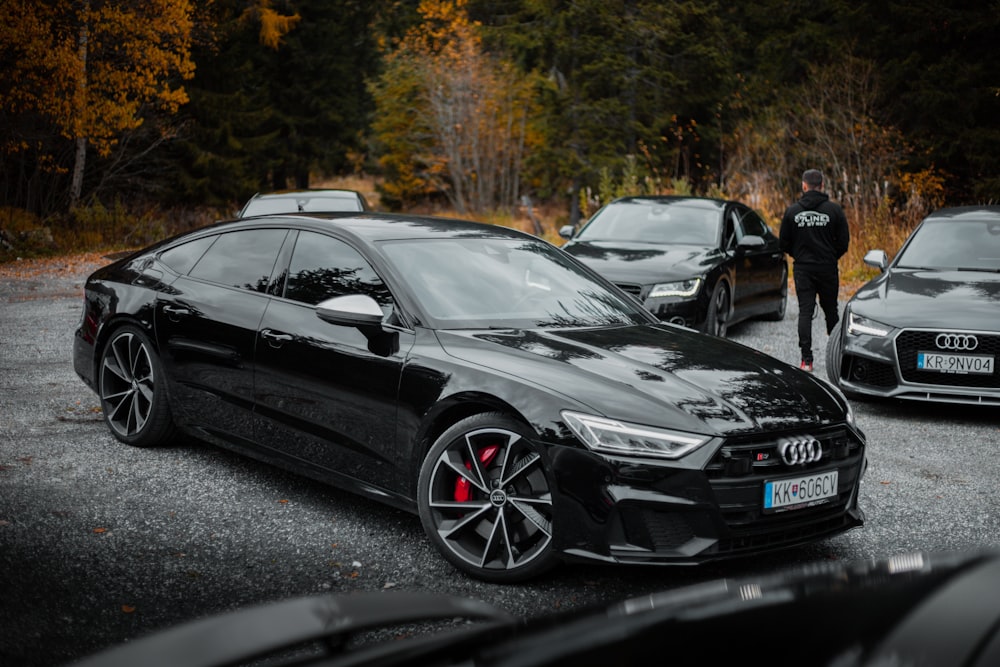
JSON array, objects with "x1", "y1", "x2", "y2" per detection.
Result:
[{"x1": 956, "y1": 266, "x2": 1000, "y2": 273}]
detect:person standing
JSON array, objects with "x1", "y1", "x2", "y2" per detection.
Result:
[{"x1": 779, "y1": 169, "x2": 849, "y2": 372}]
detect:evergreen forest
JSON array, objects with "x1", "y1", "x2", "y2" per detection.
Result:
[{"x1": 2, "y1": 0, "x2": 998, "y2": 270}]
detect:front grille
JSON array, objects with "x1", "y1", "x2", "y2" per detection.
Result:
[
  {"x1": 703, "y1": 426, "x2": 865, "y2": 554},
  {"x1": 895, "y1": 330, "x2": 1000, "y2": 389},
  {"x1": 614, "y1": 282, "x2": 643, "y2": 298}
]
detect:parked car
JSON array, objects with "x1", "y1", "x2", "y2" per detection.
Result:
[
  {"x1": 73, "y1": 212, "x2": 864, "y2": 582},
  {"x1": 826, "y1": 205, "x2": 1000, "y2": 405},
  {"x1": 559, "y1": 196, "x2": 787, "y2": 336},
  {"x1": 237, "y1": 188, "x2": 369, "y2": 217},
  {"x1": 74, "y1": 549, "x2": 1000, "y2": 667}
]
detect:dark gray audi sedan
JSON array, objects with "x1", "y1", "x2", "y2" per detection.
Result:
[{"x1": 826, "y1": 205, "x2": 1000, "y2": 405}]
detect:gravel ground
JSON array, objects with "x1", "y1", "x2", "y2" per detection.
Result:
[{"x1": 1, "y1": 255, "x2": 998, "y2": 666}]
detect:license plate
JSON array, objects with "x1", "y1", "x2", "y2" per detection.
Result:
[
  {"x1": 917, "y1": 351, "x2": 994, "y2": 375},
  {"x1": 763, "y1": 470, "x2": 838, "y2": 512}
]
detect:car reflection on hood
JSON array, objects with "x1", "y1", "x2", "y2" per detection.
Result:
[{"x1": 74, "y1": 549, "x2": 1000, "y2": 667}]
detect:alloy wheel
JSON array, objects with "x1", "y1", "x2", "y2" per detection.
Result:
[
  {"x1": 420, "y1": 421, "x2": 554, "y2": 580},
  {"x1": 710, "y1": 283, "x2": 730, "y2": 336},
  {"x1": 100, "y1": 330, "x2": 155, "y2": 439}
]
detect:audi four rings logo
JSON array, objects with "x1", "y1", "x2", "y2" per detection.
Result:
[
  {"x1": 778, "y1": 438, "x2": 822, "y2": 465},
  {"x1": 935, "y1": 333, "x2": 978, "y2": 351}
]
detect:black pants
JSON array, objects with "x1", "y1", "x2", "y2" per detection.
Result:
[{"x1": 793, "y1": 264, "x2": 840, "y2": 363}]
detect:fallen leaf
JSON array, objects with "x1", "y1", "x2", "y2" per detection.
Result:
[
  {"x1": 278, "y1": 499, "x2": 289, "y2": 504},
  {"x1": 880, "y1": 480, "x2": 892, "y2": 485},
  {"x1": 121, "y1": 605, "x2": 135, "y2": 614},
  {"x1": 349, "y1": 571, "x2": 360, "y2": 579},
  {"x1": 93, "y1": 527, "x2": 107, "y2": 534}
]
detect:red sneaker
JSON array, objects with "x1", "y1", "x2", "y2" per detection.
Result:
[{"x1": 800, "y1": 360, "x2": 814, "y2": 372}]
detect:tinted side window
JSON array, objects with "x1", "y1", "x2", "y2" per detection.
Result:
[
  {"x1": 738, "y1": 207, "x2": 769, "y2": 237},
  {"x1": 285, "y1": 231, "x2": 392, "y2": 306},
  {"x1": 188, "y1": 229, "x2": 287, "y2": 292},
  {"x1": 159, "y1": 235, "x2": 216, "y2": 275}
]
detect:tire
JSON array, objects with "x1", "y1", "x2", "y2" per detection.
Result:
[
  {"x1": 703, "y1": 281, "x2": 730, "y2": 337},
  {"x1": 98, "y1": 324, "x2": 176, "y2": 447},
  {"x1": 762, "y1": 266, "x2": 788, "y2": 321},
  {"x1": 417, "y1": 412, "x2": 558, "y2": 583},
  {"x1": 825, "y1": 319, "x2": 844, "y2": 386}
]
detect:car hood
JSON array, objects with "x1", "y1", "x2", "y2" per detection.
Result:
[
  {"x1": 850, "y1": 269, "x2": 1000, "y2": 330},
  {"x1": 562, "y1": 241, "x2": 718, "y2": 283},
  {"x1": 437, "y1": 324, "x2": 845, "y2": 436}
]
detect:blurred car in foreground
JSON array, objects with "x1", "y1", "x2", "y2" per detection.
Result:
[
  {"x1": 74, "y1": 549, "x2": 1000, "y2": 667},
  {"x1": 826, "y1": 206, "x2": 1000, "y2": 405},
  {"x1": 73, "y1": 212, "x2": 864, "y2": 582},
  {"x1": 238, "y1": 188, "x2": 369, "y2": 217},
  {"x1": 559, "y1": 196, "x2": 787, "y2": 336}
]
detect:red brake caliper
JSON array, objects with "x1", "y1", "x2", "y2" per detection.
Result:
[{"x1": 454, "y1": 444, "x2": 500, "y2": 502}]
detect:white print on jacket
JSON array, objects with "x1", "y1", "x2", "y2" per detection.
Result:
[{"x1": 794, "y1": 211, "x2": 830, "y2": 227}]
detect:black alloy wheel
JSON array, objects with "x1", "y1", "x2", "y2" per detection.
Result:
[
  {"x1": 98, "y1": 325, "x2": 176, "y2": 447},
  {"x1": 417, "y1": 413, "x2": 558, "y2": 583},
  {"x1": 705, "y1": 281, "x2": 730, "y2": 337}
]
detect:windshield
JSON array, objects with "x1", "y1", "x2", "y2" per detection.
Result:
[
  {"x1": 896, "y1": 218, "x2": 1000, "y2": 271},
  {"x1": 242, "y1": 194, "x2": 363, "y2": 216},
  {"x1": 379, "y1": 237, "x2": 651, "y2": 329},
  {"x1": 576, "y1": 201, "x2": 721, "y2": 245}
]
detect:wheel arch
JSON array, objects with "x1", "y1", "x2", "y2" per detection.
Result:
[
  {"x1": 91, "y1": 313, "x2": 158, "y2": 385},
  {"x1": 407, "y1": 393, "x2": 535, "y2": 497}
]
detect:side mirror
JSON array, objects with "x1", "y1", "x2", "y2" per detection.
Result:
[
  {"x1": 316, "y1": 294, "x2": 385, "y2": 330},
  {"x1": 736, "y1": 234, "x2": 765, "y2": 250},
  {"x1": 558, "y1": 224, "x2": 575, "y2": 240},
  {"x1": 863, "y1": 249, "x2": 889, "y2": 272},
  {"x1": 316, "y1": 294, "x2": 398, "y2": 355}
]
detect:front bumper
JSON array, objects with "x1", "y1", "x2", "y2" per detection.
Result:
[
  {"x1": 549, "y1": 424, "x2": 866, "y2": 565},
  {"x1": 613, "y1": 282, "x2": 707, "y2": 328},
  {"x1": 834, "y1": 327, "x2": 1000, "y2": 406}
]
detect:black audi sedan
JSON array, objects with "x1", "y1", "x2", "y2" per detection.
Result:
[
  {"x1": 559, "y1": 196, "x2": 787, "y2": 336},
  {"x1": 826, "y1": 206, "x2": 1000, "y2": 405},
  {"x1": 73, "y1": 213, "x2": 865, "y2": 582}
]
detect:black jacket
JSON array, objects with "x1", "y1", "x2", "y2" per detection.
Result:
[{"x1": 779, "y1": 190, "x2": 849, "y2": 267}]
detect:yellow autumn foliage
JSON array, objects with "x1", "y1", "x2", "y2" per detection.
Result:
[{"x1": 0, "y1": 0, "x2": 195, "y2": 159}]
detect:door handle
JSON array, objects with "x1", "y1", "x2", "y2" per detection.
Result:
[
  {"x1": 260, "y1": 329, "x2": 293, "y2": 343},
  {"x1": 162, "y1": 304, "x2": 191, "y2": 319}
]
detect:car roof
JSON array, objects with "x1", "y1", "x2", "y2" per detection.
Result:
[
  {"x1": 215, "y1": 212, "x2": 538, "y2": 244},
  {"x1": 249, "y1": 189, "x2": 362, "y2": 201},
  {"x1": 924, "y1": 205, "x2": 1000, "y2": 221},
  {"x1": 606, "y1": 196, "x2": 732, "y2": 212}
]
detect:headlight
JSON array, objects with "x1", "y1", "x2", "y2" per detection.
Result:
[
  {"x1": 847, "y1": 311, "x2": 892, "y2": 337},
  {"x1": 648, "y1": 278, "x2": 702, "y2": 298},
  {"x1": 561, "y1": 411, "x2": 711, "y2": 459}
]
